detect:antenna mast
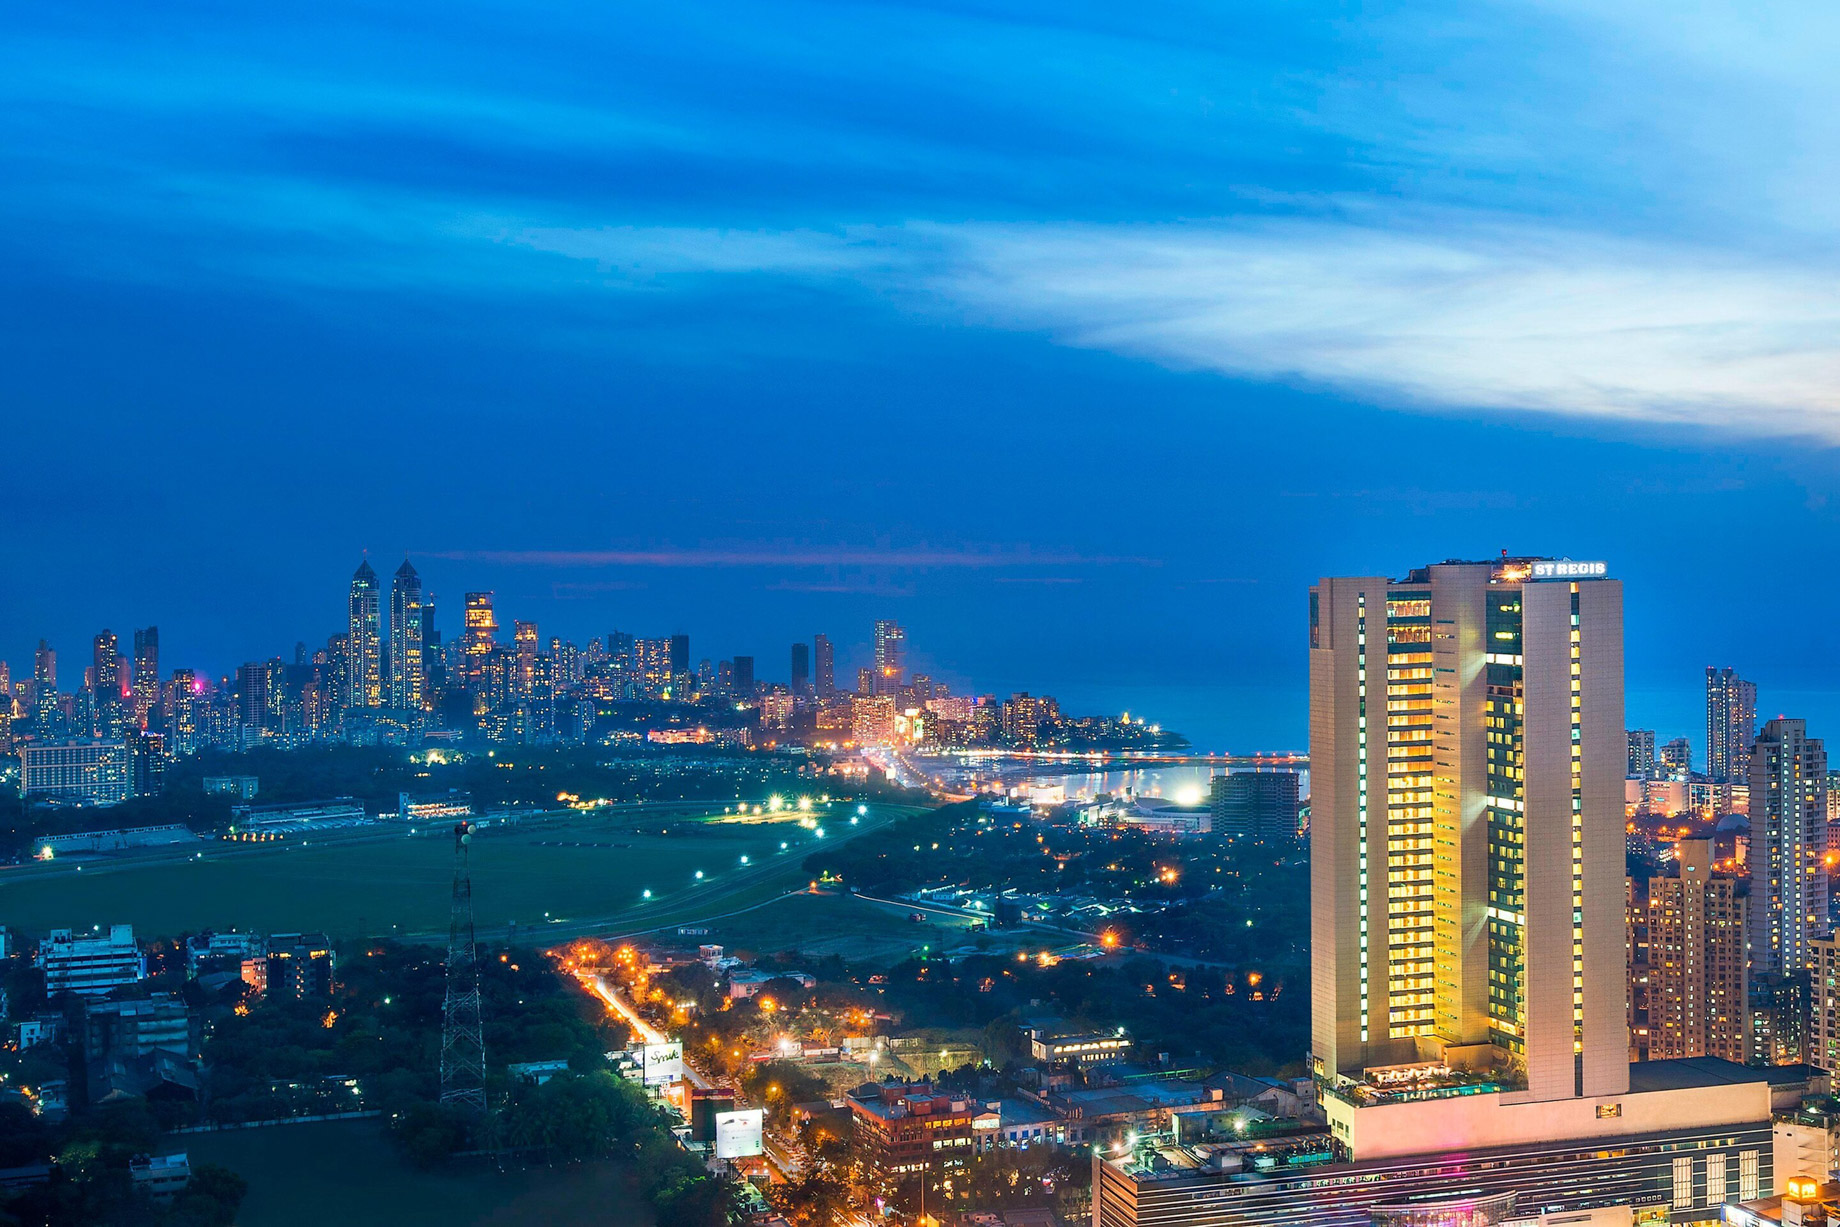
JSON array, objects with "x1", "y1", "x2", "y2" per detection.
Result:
[{"x1": 440, "y1": 820, "x2": 487, "y2": 1115}]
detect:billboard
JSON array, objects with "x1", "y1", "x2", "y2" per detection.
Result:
[
  {"x1": 639, "y1": 1041, "x2": 683, "y2": 1086},
  {"x1": 714, "y1": 1108, "x2": 765, "y2": 1159}
]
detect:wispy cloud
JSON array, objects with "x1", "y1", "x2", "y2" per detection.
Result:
[
  {"x1": 485, "y1": 216, "x2": 1840, "y2": 441},
  {"x1": 431, "y1": 545, "x2": 1154, "y2": 568},
  {"x1": 928, "y1": 218, "x2": 1840, "y2": 440}
]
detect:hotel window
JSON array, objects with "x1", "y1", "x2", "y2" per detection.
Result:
[
  {"x1": 1705, "y1": 1154, "x2": 1726, "y2": 1204},
  {"x1": 1740, "y1": 1150, "x2": 1760, "y2": 1201},
  {"x1": 1672, "y1": 1155, "x2": 1694, "y2": 1209}
]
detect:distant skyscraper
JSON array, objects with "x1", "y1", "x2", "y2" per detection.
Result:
[
  {"x1": 668, "y1": 633, "x2": 690, "y2": 681},
  {"x1": 813, "y1": 634, "x2": 835, "y2": 698},
  {"x1": 388, "y1": 559, "x2": 424, "y2": 710},
  {"x1": 32, "y1": 640, "x2": 56, "y2": 735},
  {"x1": 1659, "y1": 736, "x2": 1692, "y2": 777},
  {"x1": 1705, "y1": 667, "x2": 1757, "y2": 786},
  {"x1": 130, "y1": 627, "x2": 159, "y2": 730},
  {"x1": 634, "y1": 638, "x2": 673, "y2": 699},
  {"x1": 1626, "y1": 728, "x2": 1656, "y2": 779},
  {"x1": 873, "y1": 620, "x2": 905, "y2": 694},
  {"x1": 33, "y1": 639, "x2": 55, "y2": 693},
  {"x1": 461, "y1": 592, "x2": 497, "y2": 705},
  {"x1": 1747, "y1": 717, "x2": 1828, "y2": 976},
  {"x1": 237, "y1": 660, "x2": 282, "y2": 733},
  {"x1": 731, "y1": 655, "x2": 755, "y2": 697},
  {"x1": 513, "y1": 621, "x2": 539, "y2": 699},
  {"x1": 790, "y1": 643, "x2": 811, "y2": 696},
  {"x1": 326, "y1": 632, "x2": 351, "y2": 715},
  {"x1": 347, "y1": 560, "x2": 382, "y2": 708},
  {"x1": 1310, "y1": 557, "x2": 1626, "y2": 1102},
  {"x1": 1629, "y1": 839, "x2": 1747, "y2": 1063},
  {"x1": 166, "y1": 669, "x2": 200, "y2": 756},
  {"x1": 421, "y1": 595, "x2": 444, "y2": 699},
  {"x1": 91, "y1": 629, "x2": 123, "y2": 738}
]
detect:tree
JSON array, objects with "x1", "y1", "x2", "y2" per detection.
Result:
[
  {"x1": 771, "y1": 1168, "x2": 852, "y2": 1227},
  {"x1": 160, "y1": 1163, "x2": 248, "y2": 1227}
]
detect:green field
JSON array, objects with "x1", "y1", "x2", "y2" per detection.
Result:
[
  {"x1": 694, "y1": 890, "x2": 1017, "y2": 964},
  {"x1": 187, "y1": 1118, "x2": 650, "y2": 1227},
  {"x1": 0, "y1": 804, "x2": 915, "y2": 941}
]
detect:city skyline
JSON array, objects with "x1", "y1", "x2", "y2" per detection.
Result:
[{"x1": 1, "y1": 550, "x2": 1824, "y2": 754}]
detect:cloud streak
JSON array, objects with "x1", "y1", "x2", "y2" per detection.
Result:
[
  {"x1": 501, "y1": 216, "x2": 1840, "y2": 442},
  {"x1": 430, "y1": 546, "x2": 1155, "y2": 568},
  {"x1": 931, "y1": 218, "x2": 1840, "y2": 440}
]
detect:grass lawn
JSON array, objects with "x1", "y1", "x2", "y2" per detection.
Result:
[
  {"x1": 186, "y1": 1118, "x2": 652, "y2": 1227},
  {"x1": 0, "y1": 804, "x2": 915, "y2": 941},
  {"x1": 697, "y1": 890, "x2": 996, "y2": 964}
]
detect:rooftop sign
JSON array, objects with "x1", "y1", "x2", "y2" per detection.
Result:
[{"x1": 1529, "y1": 560, "x2": 1608, "y2": 580}]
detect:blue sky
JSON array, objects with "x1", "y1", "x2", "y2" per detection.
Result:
[{"x1": 5, "y1": 1, "x2": 1840, "y2": 751}]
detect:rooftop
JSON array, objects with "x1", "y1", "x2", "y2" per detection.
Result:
[{"x1": 1626, "y1": 1056, "x2": 1776, "y2": 1094}]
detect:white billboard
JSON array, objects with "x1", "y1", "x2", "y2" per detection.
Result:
[
  {"x1": 714, "y1": 1108, "x2": 765, "y2": 1159},
  {"x1": 639, "y1": 1041, "x2": 683, "y2": 1086}
]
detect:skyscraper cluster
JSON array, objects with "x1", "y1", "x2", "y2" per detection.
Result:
[{"x1": 3, "y1": 568, "x2": 1168, "y2": 799}]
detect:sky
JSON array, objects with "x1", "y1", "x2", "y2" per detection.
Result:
[{"x1": 5, "y1": 1, "x2": 1840, "y2": 752}]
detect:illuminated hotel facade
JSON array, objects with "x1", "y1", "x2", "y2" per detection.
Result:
[
  {"x1": 1309, "y1": 557, "x2": 1626, "y2": 1102},
  {"x1": 1094, "y1": 558, "x2": 1783, "y2": 1227}
]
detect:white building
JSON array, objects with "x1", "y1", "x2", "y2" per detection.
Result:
[
  {"x1": 40, "y1": 926, "x2": 142, "y2": 998},
  {"x1": 20, "y1": 740, "x2": 129, "y2": 806}
]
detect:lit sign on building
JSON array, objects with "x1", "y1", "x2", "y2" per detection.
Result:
[
  {"x1": 639, "y1": 1041, "x2": 684, "y2": 1086},
  {"x1": 714, "y1": 1108, "x2": 765, "y2": 1159},
  {"x1": 1529, "y1": 560, "x2": 1608, "y2": 580}
]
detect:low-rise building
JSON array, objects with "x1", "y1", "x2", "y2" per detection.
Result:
[
  {"x1": 31, "y1": 825, "x2": 197, "y2": 859},
  {"x1": 849, "y1": 1082, "x2": 977, "y2": 1182},
  {"x1": 202, "y1": 775, "x2": 259, "y2": 799},
  {"x1": 1097, "y1": 1058, "x2": 1777, "y2": 1227},
  {"x1": 19, "y1": 740, "x2": 129, "y2": 806},
  {"x1": 40, "y1": 926, "x2": 142, "y2": 998},
  {"x1": 227, "y1": 799, "x2": 368, "y2": 838},
  {"x1": 397, "y1": 791, "x2": 472, "y2": 820},
  {"x1": 1028, "y1": 1022, "x2": 1132, "y2": 1067},
  {"x1": 727, "y1": 969, "x2": 814, "y2": 1000},
  {"x1": 266, "y1": 933, "x2": 335, "y2": 1000},
  {"x1": 129, "y1": 1153, "x2": 191, "y2": 1204},
  {"x1": 184, "y1": 930, "x2": 266, "y2": 969},
  {"x1": 85, "y1": 995, "x2": 200, "y2": 1062}
]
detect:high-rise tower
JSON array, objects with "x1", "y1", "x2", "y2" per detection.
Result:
[
  {"x1": 873, "y1": 620, "x2": 905, "y2": 694},
  {"x1": 513, "y1": 621, "x2": 538, "y2": 699},
  {"x1": 388, "y1": 559, "x2": 424, "y2": 710},
  {"x1": 347, "y1": 560, "x2": 382, "y2": 708},
  {"x1": 91, "y1": 629, "x2": 123, "y2": 738},
  {"x1": 813, "y1": 634, "x2": 835, "y2": 698},
  {"x1": 790, "y1": 642, "x2": 811, "y2": 696},
  {"x1": 130, "y1": 628, "x2": 159, "y2": 729},
  {"x1": 1706, "y1": 667, "x2": 1758, "y2": 786},
  {"x1": 1747, "y1": 717, "x2": 1828, "y2": 976},
  {"x1": 1310, "y1": 557, "x2": 1626, "y2": 1102},
  {"x1": 461, "y1": 592, "x2": 497, "y2": 706},
  {"x1": 1631, "y1": 839, "x2": 1748, "y2": 1062}
]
